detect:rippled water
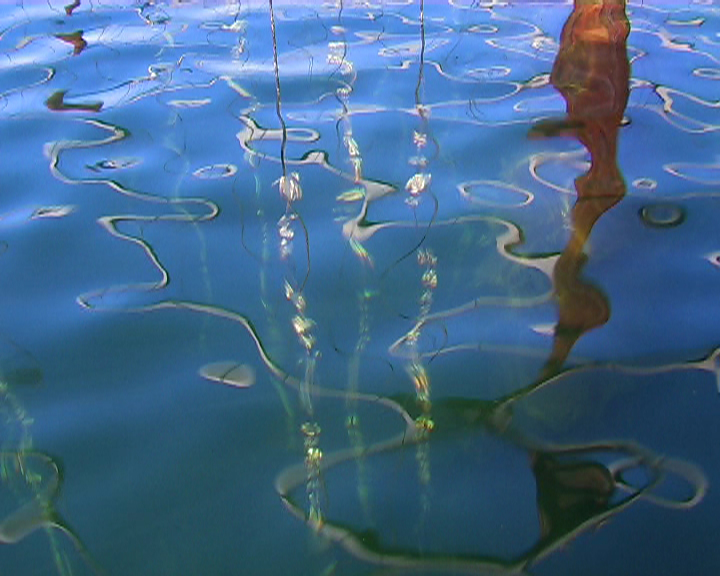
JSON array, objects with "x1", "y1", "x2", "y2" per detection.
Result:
[{"x1": 1, "y1": 0, "x2": 720, "y2": 574}]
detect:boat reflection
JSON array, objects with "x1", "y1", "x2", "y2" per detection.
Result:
[
  {"x1": 276, "y1": 2, "x2": 707, "y2": 573},
  {"x1": 19, "y1": 0, "x2": 713, "y2": 574}
]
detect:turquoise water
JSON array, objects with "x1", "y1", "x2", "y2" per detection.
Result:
[{"x1": 1, "y1": 0, "x2": 719, "y2": 574}]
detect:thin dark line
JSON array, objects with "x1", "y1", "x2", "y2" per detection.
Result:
[
  {"x1": 414, "y1": 0, "x2": 426, "y2": 106},
  {"x1": 269, "y1": 0, "x2": 287, "y2": 176}
]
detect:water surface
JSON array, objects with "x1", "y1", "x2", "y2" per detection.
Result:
[{"x1": 1, "y1": 0, "x2": 720, "y2": 574}]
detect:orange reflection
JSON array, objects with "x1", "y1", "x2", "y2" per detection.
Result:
[
  {"x1": 531, "y1": 0, "x2": 630, "y2": 379},
  {"x1": 55, "y1": 31, "x2": 87, "y2": 55},
  {"x1": 64, "y1": 0, "x2": 80, "y2": 16}
]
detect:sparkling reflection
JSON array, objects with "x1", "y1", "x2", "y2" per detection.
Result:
[{"x1": 1, "y1": 0, "x2": 719, "y2": 575}]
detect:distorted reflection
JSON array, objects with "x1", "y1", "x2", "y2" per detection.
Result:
[
  {"x1": 4, "y1": 0, "x2": 716, "y2": 575},
  {"x1": 46, "y1": 90, "x2": 102, "y2": 113},
  {"x1": 0, "y1": 343, "x2": 102, "y2": 574},
  {"x1": 268, "y1": 0, "x2": 326, "y2": 531},
  {"x1": 277, "y1": 1, "x2": 707, "y2": 572},
  {"x1": 529, "y1": 0, "x2": 630, "y2": 381},
  {"x1": 55, "y1": 31, "x2": 87, "y2": 55},
  {"x1": 64, "y1": 0, "x2": 81, "y2": 16}
]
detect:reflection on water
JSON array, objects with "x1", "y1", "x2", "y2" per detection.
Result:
[
  {"x1": 530, "y1": 0, "x2": 630, "y2": 380},
  {"x1": 2, "y1": 0, "x2": 720, "y2": 574}
]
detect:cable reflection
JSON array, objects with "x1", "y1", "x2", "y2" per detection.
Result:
[
  {"x1": 24, "y1": 0, "x2": 716, "y2": 574},
  {"x1": 272, "y1": 2, "x2": 708, "y2": 573}
]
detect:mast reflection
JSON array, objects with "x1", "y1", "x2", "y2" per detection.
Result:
[{"x1": 530, "y1": 0, "x2": 630, "y2": 380}]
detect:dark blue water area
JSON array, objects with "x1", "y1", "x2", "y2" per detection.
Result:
[{"x1": 2, "y1": 1, "x2": 720, "y2": 575}]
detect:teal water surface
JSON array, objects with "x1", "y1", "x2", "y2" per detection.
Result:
[{"x1": 1, "y1": 0, "x2": 720, "y2": 575}]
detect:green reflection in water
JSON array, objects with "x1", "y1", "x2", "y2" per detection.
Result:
[{"x1": 0, "y1": 355, "x2": 103, "y2": 575}]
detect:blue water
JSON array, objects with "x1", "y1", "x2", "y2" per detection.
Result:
[{"x1": 1, "y1": 0, "x2": 720, "y2": 574}]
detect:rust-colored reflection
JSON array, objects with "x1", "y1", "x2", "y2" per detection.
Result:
[
  {"x1": 530, "y1": 0, "x2": 630, "y2": 380},
  {"x1": 56, "y1": 31, "x2": 87, "y2": 55},
  {"x1": 64, "y1": 0, "x2": 81, "y2": 16}
]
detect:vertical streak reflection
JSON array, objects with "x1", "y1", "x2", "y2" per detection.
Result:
[
  {"x1": 406, "y1": 0, "x2": 436, "y2": 534},
  {"x1": 268, "y1": 0, "x2": 324, "y2": 531},
  {"x1": 414, "y1": 0, "x2": 426, "y2": 106},
  {"x1": 268, "y1": 0, "x2": 288, "y2": 177},
  {"x1": 329, "y1": 0, "x2": 376, "y2": 524}
]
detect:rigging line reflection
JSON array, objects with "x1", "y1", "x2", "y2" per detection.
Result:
[
  {"x1": 400, "y1": 0, "x2": 437, "y2": 528},
  {"x1": 33, "y1": 1, "x2": 711, "y2": 573},
  {"x1": 268, "y1": 7, "x2": 312, "y2": 294},
  {"x1": 268, "y1": 0, "x2": 288, "y2": 178},
  {"x1": 269, "y1": 1, "x2": 703, "y2": 571},
  {"x1": 90, "y1": 279, "x2": 710, "y2": 572},
  {"x1": 329, "y1": 0, "x2": 378, "y2": 527},
  {"x1": 269, "y1": 0, "x2": 326, "y2": 530},
  {"x1": 378, "y1": 0, "x2": 441, "y2": 278},
  {"x1": 235, "y1": 111, "x2": 423, "y2": 281},
  {"x1": 204, "y1": 2, "x2": 700, "y2": 571},
  {"x1": 377, "y1": 2, "x2": 442, "y2": 281},
  {"x1": 127, "y1": 283, "x2": 708, "y2": 574}
]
